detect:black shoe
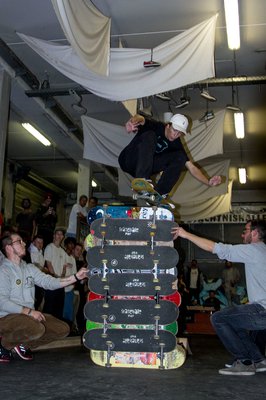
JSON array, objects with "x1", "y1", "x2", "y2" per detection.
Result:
[
  {"x1": 0, "y1": 344, "x2": 11, "y2": 363},
  {"x1": 12, "y1": 344, "x2": 33, "y2": 361}
]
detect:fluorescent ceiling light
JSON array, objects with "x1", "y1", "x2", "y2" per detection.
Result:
[
  {"x1": 224, "y1": 0, "x2": 240, "y2": 50},
  {"x1": 234, "y1": 112, "x2": 245, "y2": 139},
  {"x1": 22, "y1": 123, "x2": 51, "y2": 146},
  {"x1": 91, "y1": 180, "x2": 97, "y2": 187},
  {"x1": 238, "y1": 167, "x2": 246, "y2": 184}
]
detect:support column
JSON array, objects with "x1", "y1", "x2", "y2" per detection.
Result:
[
  {"x1": 77, "y1": 162, "x2": 92, "y2": 200},
  {"x1": 0, "y1": 69, "x2": 11, "y2": 212}
]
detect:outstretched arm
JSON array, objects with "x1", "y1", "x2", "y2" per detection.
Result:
[
  {"x1": 125, "y1": 114, "x2": 145, "y2": 133},
  {"x1": 185, "y1": 161, "x2": 222, "y2": 186},
  {"x1": 171, "y1": 226, "x2": 215, "y2": 253}
]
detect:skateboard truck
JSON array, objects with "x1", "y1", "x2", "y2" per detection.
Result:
[
  {"x1": 105, "y1": 341, "x2": 114, "y2": 368},
  {"x1": 159, "y1": 343, "x2": 166, "y2": 370}
]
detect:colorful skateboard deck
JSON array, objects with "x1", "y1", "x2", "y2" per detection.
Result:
[
  {"x1": 88, "y1": 273, "x2": 177, "y2": 296},
  {"x1": 84, "y1": 299, "x2": 179, "y2": 325},
  {"x1": 90, "y1": 218, "x2": 178, "y2": 242},
  {"x1": 131, "y1": 178, "x2": 175, "y2": 209},
  {"x1": 86, "y1": 245, "x2": 179, "y2": 271},
  {"x1": 83, "y1": 328, "x2": 177, "y2": 352},
  {"x1": 87, "y1": 205, "x2": 173, "y2": 225},
  {"x1": 86, "y1": 320, "x2": 178, "y2": 335},
  {"x1": 90, "y1": 343, "x2": 186, "y2": 369},
  {"x1": 87, "y1": 290, "x2": 182, "y2": 308}
]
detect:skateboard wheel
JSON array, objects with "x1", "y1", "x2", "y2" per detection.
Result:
[
  {"x1": 102, "y1": 303, "x2": 109, "y2": 308},
  {"x1": 103, "y1": 285, "x2": 110, "y2": 290},
  {"x1": 101, "y1": 277, "x2": 107, "y2": 282},
  {"x1": 154, "y1": 335, "x2": 160, "y2": 340},
  {"x1": 154, "y1": 286, "x2": 161, "y2": 291},
  {"x1": 102, "y1": 314, "x2": 108, "y2": 320},
  {"x1": 101, "y1": 333, "x2": 107, "y2": 338},
  {"x1": 154, "y1": 316, "x2": 160, "y2": 321},
  {"x1": 154, "y1": 304, "x2": 161, "y2": 309},
  {"x1": 153, "y1": 278, "x2": 159, "y2": 283}
]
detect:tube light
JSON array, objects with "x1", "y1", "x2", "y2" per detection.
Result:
[
  {"x1": 234, "y1": 112, "x2": 245, "y2": 139},
  {"x1": 22, "y1": 123, "x2": 51, "y2": 146},
  {"x1": 224, "y1": 0, "x2": 240, "y2": 50},
  {"x1": 238, "y1": 167, "x2": 246, "y2": 184}
]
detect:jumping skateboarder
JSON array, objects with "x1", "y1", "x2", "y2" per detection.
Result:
[{"x1": 118, "y1": 114, "x2": 222, "y2": 198}]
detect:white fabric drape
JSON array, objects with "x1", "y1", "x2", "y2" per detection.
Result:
[
  {"x1": 18, "y1": 14, "x2": 217, "y2": 101},
  {"x1": 82, "y1": 110, "x2": 225, "y2": 168},
  {"x1": 51, "y1": 0, "x2": 111, "y2": 76},
  {"x1": 175, "y1": 180, "x2": 233, "y2": 222}
]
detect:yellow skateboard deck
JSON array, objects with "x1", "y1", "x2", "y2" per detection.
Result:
[{"x1": 89, "y1": 343, "x2": 186, "y2": 369}]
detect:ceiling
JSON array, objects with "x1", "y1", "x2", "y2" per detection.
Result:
[{"x1": 0, "y1": 0, "x2": 265, "y2": 204}]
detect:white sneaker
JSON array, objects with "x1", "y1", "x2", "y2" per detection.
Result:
[{"x1": 255, "y1": 359, "x2": 266, "y2": 372}]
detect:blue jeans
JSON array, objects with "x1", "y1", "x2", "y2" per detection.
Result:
[{"x1": 211, "y1": 303, "x2": 266, "y2": 362}]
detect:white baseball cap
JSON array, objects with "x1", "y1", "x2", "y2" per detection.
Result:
[{"x1": 170, "y1": 114, "x2": 189, "y2": 135}]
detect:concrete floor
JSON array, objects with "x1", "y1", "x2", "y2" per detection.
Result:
[{"x1": 1, "y1": 335, "x2": 265, "y2": 400}]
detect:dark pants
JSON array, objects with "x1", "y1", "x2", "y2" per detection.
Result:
[
  {"x1": 211, "y1": 303, "x2": 266, "y2": 362},
  {"x1": 118, "y1": 130, "x2": 187, "y2": 195},
  {"x1": 43, "y1": 288, "x2": 65, "y2": 320},
  {"x1": 0, "y1": 313, "x2": 69, "y2": 350}
]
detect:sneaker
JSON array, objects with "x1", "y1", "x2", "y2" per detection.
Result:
[
  {"x1": 155, "y1": 93, "x2": 171, "y2": 101},
  {"x1": 219, "y1": 360, "x2": 255, "y2": 376},
  {"x1": 225, "y1": 360, "x2": 235, "y2": 368},
  {"x1": 12, "y1": 344, "x2": 33, "y2": 361},
  {"x1": 143, "y1": 60, "x2": 161, "y2": 68},
  {"x1": 0, "y1": 344, "x2": 11, "y2": 363},
  {"x1": 255, "y1": 359, "x2": 266, "y2": 372},
  {"x1": 200, "y1": 89, "x2": 217, "y2": 102}
]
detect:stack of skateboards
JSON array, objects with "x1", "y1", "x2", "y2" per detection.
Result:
[{"x1": 83, "y1": 203, "x2": 186, "y2": 369}]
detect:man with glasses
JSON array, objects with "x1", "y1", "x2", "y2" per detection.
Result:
[
  {"x1": 172, "y1": 219, "x2": 266, "y2": 376},
  {"x1": 118, "y1": 113, "x2": 221, "y2": 200},
  {"x1": 0, "y1": 233, "x2": 87, "y2": 363}
]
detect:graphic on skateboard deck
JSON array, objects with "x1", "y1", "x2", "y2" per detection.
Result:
[
  {"x1": 86, "y1": 245, "x2": 179, "y2": 271},
  {"x1": 90, "y1": 218, "x2": 178, "y2": 242},
  {"x1": 83, "y1": 328, "x2": 177, "y2": 352},
  {"x1": 131, "y1": 178, "x2": 175, "y2": 209},
  {"x1": 87, "y1": 205, "x2": 173, "y2": 225},
  {"x1": 89, "y1": 343, "x2": 186, "y2": 369},
  {"x1": 84, "y1": 299, "x2": 179, "y2": 325},
  {"x1": 86, "y1": 319, "x2": 178, "y2": 336},
  {"x1": 88, "y1": 273, "x2": 177, "y2": 296},
  {"x1": 87, "y1": 290, "x2": 182, "y2": 308}
]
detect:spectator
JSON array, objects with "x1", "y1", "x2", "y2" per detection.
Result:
[
  {"x1": 42, "y1": 228, "x2": 67, "y2": 320},
  {"x1": 73, "y1": 242, "x2": 88, "y2": 334},
  {"x1": 222, "y1": 260, "x2": 241, "y2": 306},
  {"x1": 28, "y1": 234, "x2": 46, "y2": 310},
  {"x1": 0, "y1": 233, "x2": 87, "y2": 363},
  {"x1": 35, "y1": 194, "x2": 57, "y2": 247},
  {"x1": 15, "y1": 198, "x2": 36, "y2": 244},
  {"x1": 62, "y1": 237, "x2": 77, "y2": 331},
  {"x1": 185, "y1": 259, "x2": 203, "y2": 305},
  {"x1": 66, "y1": 195, "x2": 88, "y2": 239}
]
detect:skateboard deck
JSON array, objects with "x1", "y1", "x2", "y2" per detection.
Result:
[
  {"x1": 90, "y1": 218, "x2": 178, "y2": 242},
  {"x1": 87, "y1": 290, "x2": 182, "y2": 308},
  {"x1": 83, "y1": 328, "x2": 176, "y2": 352},
  {"x1": 87, "y1": 205, "x2": 173, "y2": 225},
  {"x1": 86, "y1": 245, "x2": 179, "y2": 271},
  {"x1": 89, "y1": 343, "x2": 186, "y2": 369},
  {"x1": 84, "y1": 299, "x2": 179, "y2": 325},
  {"x1": 131, "y1": 178, "x2": 175, "y2": 209},
  {"x1": 86, "y1": 320, "x2": 178, "y2": 335},
  {"x1": 88, "y1": 273, "x2": 177, "y2": 296}
]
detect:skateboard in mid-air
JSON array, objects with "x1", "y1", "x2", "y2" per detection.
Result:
[
  {"x1": 131, "y1": 178, "x2": 175, "y2": 209},
  {"x1": 89, "y1": 343, "x2": 186, "y2": 369}
]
